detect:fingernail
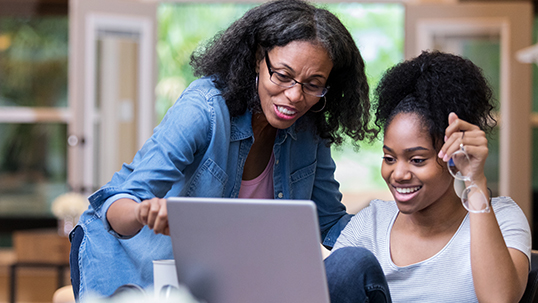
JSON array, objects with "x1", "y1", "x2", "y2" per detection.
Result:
[
  {"x1": 438, "y1": 150, "x2": 445, "y2": 159},
  {"x1": 444, "y1": 135, "x2": 448, "y2": 142}
]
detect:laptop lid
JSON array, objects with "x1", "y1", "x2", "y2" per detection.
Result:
[{"x1": 166, "y1": 197, "x2": 330, "y2": 303}]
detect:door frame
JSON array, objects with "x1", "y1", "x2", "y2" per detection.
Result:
[{"x1": 68, "y1": 0, "x2": 157, "y2": 195}]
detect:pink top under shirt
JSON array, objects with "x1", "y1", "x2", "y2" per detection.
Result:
[{"x1": 238, "y1": 152, "x2": 274, "y2": 199}]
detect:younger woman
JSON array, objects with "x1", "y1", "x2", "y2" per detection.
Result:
[{"x1": 330, "y1": 51, "x2": 531, "y2": 302}]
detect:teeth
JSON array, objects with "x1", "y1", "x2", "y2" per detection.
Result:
[
  {"x1": 277, "y1": 106, "x2": 296, "y2": 115},
  {"x1": 396, "y1": 186, "x2": 421, "y2": 194}
]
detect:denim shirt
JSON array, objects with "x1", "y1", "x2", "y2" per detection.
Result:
[{"x1": 75, "y1": 77, "x2": 351, "y2": 298}]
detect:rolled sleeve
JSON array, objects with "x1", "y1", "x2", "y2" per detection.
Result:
[{"x1": 99, "y1": 193, "x2": 141, "y2": 239}]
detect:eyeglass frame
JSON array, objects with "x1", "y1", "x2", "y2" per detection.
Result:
[
  {"x1": 264, "y1": 50, "x2": 330, "y2": 98},
  {"x1": 448, "y1": 149, "x2": 491, "y2": 213}
]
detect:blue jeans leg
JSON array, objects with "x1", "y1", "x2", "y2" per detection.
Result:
[
  {"x1": 69, "y1": 225, "x2": 84, "y2": 302},
  {"x1": 324, "y1": 247, "x2": 391, "y2": 303}
]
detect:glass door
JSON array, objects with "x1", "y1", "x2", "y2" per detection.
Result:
[{"x1": 69, "y1": 0, "x2": 157, "y2": 195}]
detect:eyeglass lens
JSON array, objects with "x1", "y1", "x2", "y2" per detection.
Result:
[
  {"x1": 448, "y1": 150, "x2": 472, "y2": 181},
  {"x1": 265, "y1": 51, "x2": 328, "y2": 97},
  {"x1": 462, "y1": 184, "x2": 490, "y2": 213},
  {"x1": 448, "y1": 150, "x2": 490, "y2": 213},
  {"x1": 270, "y1": 74, "x2": 326, "y2": 97}
]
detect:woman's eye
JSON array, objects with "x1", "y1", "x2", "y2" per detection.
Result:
[
  {"x1": 273, "y1": 72, "x2": 293, "y2": 83},
  {"x1": 304, "y1": 83, "x2": 321, "y2": 90},
  {"x1": 411, "y1": 158, "x2": 426, "y2": 164},
  {"x1": 382, "y1": 156, "x2": 395, "y2": 164}
]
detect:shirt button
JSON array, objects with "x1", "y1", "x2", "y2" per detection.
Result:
[
  {"x1": 277, "y1": 192, "x2": 283, "y2": 198},
  {"x1": 275, "y1": 159, "x2": 279, "y2": 165}
]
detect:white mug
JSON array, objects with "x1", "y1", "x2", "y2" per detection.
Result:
[{"x1": 153, "y1": 259, "x2": 179, "y2": 297}]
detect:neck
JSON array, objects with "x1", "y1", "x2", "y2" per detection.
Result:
[
  {"x1": 251, "y1": 113, "x2": 276, "y2": 141},
  {"x1": 242, "y1": 113, "x2": 277, "y2": 181},
  {"x1": 398, "y1": 191, "x2": 468, "y2": 236}
]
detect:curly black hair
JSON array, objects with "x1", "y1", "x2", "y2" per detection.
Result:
[
  {"x1": 373, "y1": 50, "x2": 496, "y2": 148},
  {"x1": 190, "y1": 0, "x2": 376, "y2": 146}
]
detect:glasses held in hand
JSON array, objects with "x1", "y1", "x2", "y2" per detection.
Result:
[{"x1": 448, "y1": 148, "x2": 490, "y2": 213}]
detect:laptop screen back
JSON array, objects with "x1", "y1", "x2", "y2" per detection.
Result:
[{"x1": 166, "y1": 197, "x2": 330, "y2": 303}]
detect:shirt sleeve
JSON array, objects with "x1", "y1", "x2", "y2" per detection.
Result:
[
  {"x1": 88, "y1": 85, "x2": 214, "y2": 236},
  {"x1": 99, "y1": 193, "x2": 141, "y2": 239},
  {"x1": 493, "y1": 196, "x2": 532, "y2": 261},
  {"x1": 332, "y1": 201, "x2": 376, "y2": 251}
]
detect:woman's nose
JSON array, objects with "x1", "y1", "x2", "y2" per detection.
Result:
[
  {"x1": 392, "y1": 162, "x2": 411, "y2": 181},
  {"x1": 284, "y1": 83, "x2": 305, "y2": 103}
]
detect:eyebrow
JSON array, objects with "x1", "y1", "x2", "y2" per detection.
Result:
[{"x1": 383, "y1": 145, "x2": 430, "y2": 153}]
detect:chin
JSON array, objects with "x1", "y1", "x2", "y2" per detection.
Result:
[{"x1": 394, "y1": 201, "x2": 419, "y2": 215}]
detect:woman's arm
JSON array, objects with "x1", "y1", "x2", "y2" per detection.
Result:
[
  {"x1": 107, "y1": 197, "x2": 169, "y2": 236},
  {"x1": 101, "y1": 82, "x2": 214, "y2": 237},
  {"x1": 440, "y1": 113, "x2": 529, "y2": 302},
  {"x1": 468, "y1": 189, "x2": 529, "y2": 303}
]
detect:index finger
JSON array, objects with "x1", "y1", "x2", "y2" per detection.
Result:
[
  {"x1": 445, "y1": 112, "x2": 480, "y2": 138},
  {"x1": 440, "y1": 113, "x2": 479, "y2": 161},
  {"x1": 152, "y1": 199, "x2": 169, "y2": 234}
]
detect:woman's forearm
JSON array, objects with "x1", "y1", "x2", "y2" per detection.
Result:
[
  {"x1": 106, "y1": 198, "x2": 144, "y2": 237},
  {"x1": 470, "y1": 179, "x2": 529, "y2": 302}
]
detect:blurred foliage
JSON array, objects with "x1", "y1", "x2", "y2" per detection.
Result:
[
  {"x1": 0, "y1": 17, "x2": 67, "y2": 177},
  {"x1": 156, "y1": 4, "x2": 256, "y2": 120},
  {"x1": 0, "y1": 17, "x2": 68, "y2": 107},
  {"x1": 0, "y1": 17, "x2": 68, "y2": 218},
  {"x1": 156, "y1": 3, "x2": 404, "y2": 192}
]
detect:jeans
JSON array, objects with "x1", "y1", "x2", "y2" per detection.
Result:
[
  {"x1": 324, "y1": 247, "x2": 391, "y2": 303},
  {"x1": 69, "y1": 225, "x2": 84, "y2": 302}
]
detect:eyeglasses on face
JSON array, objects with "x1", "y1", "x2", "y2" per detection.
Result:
[{"x1": 264, "y1": 50, "x2": 329, "y2": 98}]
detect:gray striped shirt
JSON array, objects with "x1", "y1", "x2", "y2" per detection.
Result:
[{"x1": 334, "y1": 196, "x2": 531, "y2": 303}]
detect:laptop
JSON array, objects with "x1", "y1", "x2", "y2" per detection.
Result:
[{"x1": 166, "y1": 197, "x2": 331, "y2": 303}]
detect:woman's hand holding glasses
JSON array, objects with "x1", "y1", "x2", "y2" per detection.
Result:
[{"x1": 438, "y1": 112, "x2": 491, "y2": 213}]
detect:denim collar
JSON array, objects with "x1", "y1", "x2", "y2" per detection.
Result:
[{"x1": 230, "y1": 110, "x2": 298, "y2": 143}]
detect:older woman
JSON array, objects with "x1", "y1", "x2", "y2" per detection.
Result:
[{"x1": 70, "y1": 0, "x2": 381, "y2": 300}]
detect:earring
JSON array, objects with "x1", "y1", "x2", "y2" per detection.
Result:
[
  {"x1": 310, "y1": 96, "x2": 326, "y2": 113},
  {"x1": 255, "y1": 74, "x2": 259, "y2": 91}
]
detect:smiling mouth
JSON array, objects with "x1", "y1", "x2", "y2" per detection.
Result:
[
  {"x1": 276, "y1": 105, "x2": 297, "y2": 116},
  {"x1": 395, "y1": 186, "x2": 422, "y2": 194}
]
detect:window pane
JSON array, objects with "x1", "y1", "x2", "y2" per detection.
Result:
[
  {"x1": 0, "y1": 17, "x2": 68, "y2": 107},
  {"x1": 0, "y1": 123, "x2": 68, "y2": 216}
]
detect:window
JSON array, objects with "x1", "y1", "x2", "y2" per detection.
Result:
[{"x1": 0, "y1": 1, "x2": 69, "y2": 243}]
